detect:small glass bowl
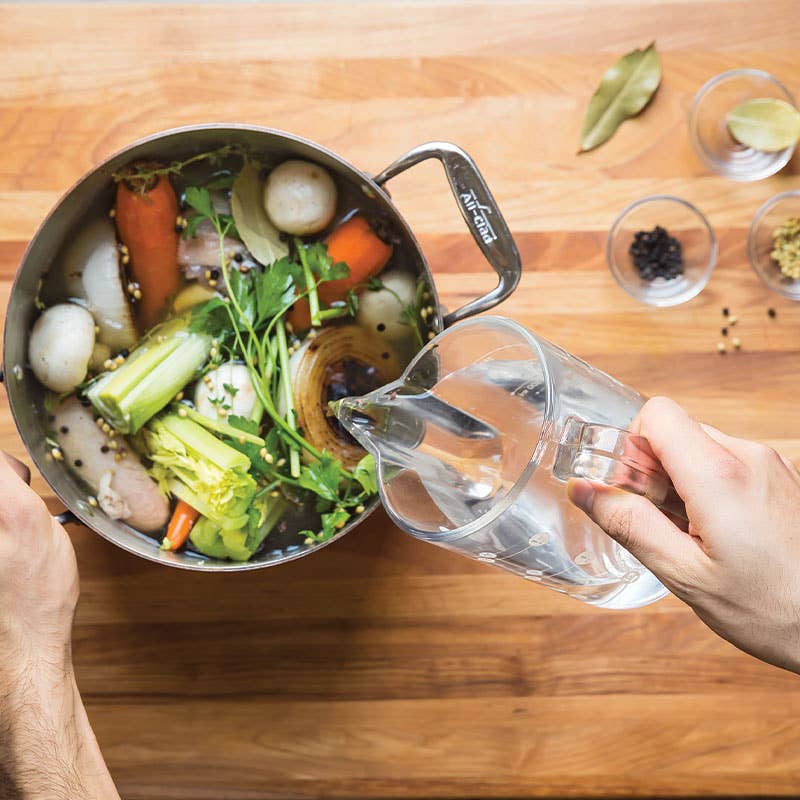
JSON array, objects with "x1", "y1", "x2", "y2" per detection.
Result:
[
  {"x1": 748, "y1": 190, "x2": 800, "y2": 300},
  {"x1": 689, "y1": 69, "x2": 796, "y2": 181},
  {"x1": 606, "y1": 195, "x2": 717, "y2": 307}
]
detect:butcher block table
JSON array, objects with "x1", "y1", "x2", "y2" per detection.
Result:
[{"x1": 2, "y1": 2, "x2": 800, "y2": 798}]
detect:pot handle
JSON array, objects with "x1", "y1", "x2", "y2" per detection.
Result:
[
  {"x1": 0, "y1": 377, "x2": 78, "y2": 526},
  {"x1": 553, "y1": 417, "x2": 687, "y2": 521},
  {"x1": 373, "y1": 142, "x2": 521, "y2": 327}
]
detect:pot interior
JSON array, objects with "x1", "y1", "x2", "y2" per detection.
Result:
[{"x1": 4, "y1": 125, "x2": 440, "y2": 570}]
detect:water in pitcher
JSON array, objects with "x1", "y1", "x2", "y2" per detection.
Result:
[{"x1": 338, "y1": 353, "x2": 665, "y2": 609}]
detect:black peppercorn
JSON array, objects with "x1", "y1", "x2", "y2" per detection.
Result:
[
  {"x1": 723, "y1": 307, "x2": 729, "y2": 317},
  {"x1": 768, "y1": 308, "x2": 777, "y2": 318},
  {"x1": 629, "y1": 226, "x2": 685, "y2": 282}
]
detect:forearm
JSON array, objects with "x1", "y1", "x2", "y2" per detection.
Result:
[{"x1": 1, "y1": 655, "x2": 120, "y2": 800}]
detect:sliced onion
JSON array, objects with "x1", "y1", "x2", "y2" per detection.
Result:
[
  {"x1": 64, "y1": 217, "x2": 138, "y2": 350},
  {"x1": 290, "y1": 325, "x2": 402, "y2": 469}
]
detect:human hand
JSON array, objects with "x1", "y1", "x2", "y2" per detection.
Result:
[
  {"x1": 567, "y1": 397, "x2": 800, "y2": 674},
  {"x1": 0, "y1": 452, "x2": 78, "y2": 677},
  {"x1": 0, "y1": 453, "x2": 119, "y2": 799}
]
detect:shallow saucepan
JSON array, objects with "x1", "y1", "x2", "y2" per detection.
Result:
[{"x1": 2, "y1": 124, "x2": 521, "y2": 570}]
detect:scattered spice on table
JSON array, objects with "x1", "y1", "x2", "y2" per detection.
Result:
[
  {"x1": 768, "y1": 307, "x2": 777, "y2": 318},
  {"x1": 629, "y1": 226, "x2": 684, "y2": 281},
  {"x1": 771, "y1": 217, "x2": 800, "y2": 279}
]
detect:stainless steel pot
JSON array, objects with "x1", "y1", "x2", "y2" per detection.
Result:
[{"x1": 2, "y1": 125, "x2": 521, "y2": 570}]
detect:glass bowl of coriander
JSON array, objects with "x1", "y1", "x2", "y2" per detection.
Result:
[
  {"x1": 749, "y1": 190, "x2": 800, "y2": 300},
  {"x1": 606, "y1": 195, "x2": 717, "y2": 307}
]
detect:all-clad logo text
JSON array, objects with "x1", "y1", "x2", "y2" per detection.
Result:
[{"x1": 460, "y1": 188, "x2": 497, "y2": 245}]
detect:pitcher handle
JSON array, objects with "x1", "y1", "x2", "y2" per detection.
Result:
[
  {"x1": 373, "y1": 142, "x2": 521, "y2": 327},
  {"x1": 553, "y1": 416, "x2": 687, "y2": 521}
]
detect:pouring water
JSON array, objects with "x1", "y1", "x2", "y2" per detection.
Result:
[{"x1": 335, "y1": 317, "x2": 674, "y2": 610}]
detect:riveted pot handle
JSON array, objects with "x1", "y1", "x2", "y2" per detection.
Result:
[{"x1": 374, "y1": 142, "x2": 521, "y2": 327}]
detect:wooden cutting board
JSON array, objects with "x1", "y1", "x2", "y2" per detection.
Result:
[{"x1": 1, "y1": 2, "x2": 800, "y2": 797}]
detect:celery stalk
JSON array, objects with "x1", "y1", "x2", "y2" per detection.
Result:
[
  {"x1": 275, "y1": 324, "x2": 301, "y2": 478},
  {"x1": 175, "y1": 405, "x2": 265, "y2": 446},
  {"x1": 152, "y1": 414, "x2": 250, "y2": 471},
  {"x1": 87, "y1": 317, "x2": 211, "y2": 434},
  {"x1": 168, "y1": 481, "x2": 250, "y2": 531}
]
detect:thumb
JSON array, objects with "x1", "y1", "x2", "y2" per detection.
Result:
[
  {"x1": 2, "y1": 453, "x2": 31, "y2": 485},
  {"x1": 567, "y1": 478, "x2": 705, "y2": 584}
]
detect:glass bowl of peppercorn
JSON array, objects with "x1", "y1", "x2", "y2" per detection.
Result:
[
  {"x1": 606, "y1": 195, "x2": 717, "y2": 307},
  {"x1": 749, "y1": 189, "x2": 800, "y2": 299}
]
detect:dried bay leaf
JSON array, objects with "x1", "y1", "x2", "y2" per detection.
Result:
[
  {"x1": 579, "y1": 42, "x2": 661, "y2": 153},
  {"x1": 231, "y1": 161, "x2": 288, "y2": 267},
  {"x1": 727, "y1": 98, "x2": 800, "y2": 153}
]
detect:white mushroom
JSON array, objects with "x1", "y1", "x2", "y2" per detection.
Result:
[
  {"x1": 263, "y1": 160, "x2": 337, "y2": 236},
  {"x1": 194, "y1": 362, "x2": 258, "y2": 420},
  {"x1": 54, "y1": 397, "x2": 170, "y2": 532},
  {"x1": 28, "y1": 303, "x2": 96, "y2": 393},
  {"x1": 356, "y1": 270, "x2": 418, "y2": 342}
]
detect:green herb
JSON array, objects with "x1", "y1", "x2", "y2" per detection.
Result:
[
  {"x1": 298, "y1": 454, "x2": 342, "y2": 502},
  {"x1": 345, "y1": 289, "x2": 359, "y2": 316},
  {"x1": 368, "y1": 276, "x2": 426, "y2": 349},
  {"x1": 353, "y1": 453, "x2": 378, "y2": 494},
  {"x1": 112, "y1": 145, "x2": 245, "y2": 185},
  {"x1": 299, "y1": 506, "x2": 351, "y2": 544},
  {"x1": 184, "y1": 184, "x2": 362, "y2": 501},
  {"x1": 579, "y1": 42, "x2": 661, "y2": 153}
]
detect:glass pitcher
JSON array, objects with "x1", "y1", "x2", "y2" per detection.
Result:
[{"x1": 337, "y1": 317, "x2": 683, "y2": 609}]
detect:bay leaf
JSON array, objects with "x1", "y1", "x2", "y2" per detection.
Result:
[
  {"x1": 579, "y1": 42, "x2": 661, "y2": 153},
  {"x1": 726, "y1": 97, "x2": 800, "y2": 153},
  {"x1": 231, "y1": 161, "x2": 289, "y2": 267}
]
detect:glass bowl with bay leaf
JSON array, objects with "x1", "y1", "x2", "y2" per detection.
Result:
[
  {"x1": 689, "y1": 69, "x2": 797, "y2": 181},
  {"x1": 606, "y1": 195, "x2": 717, "y2": 307}
]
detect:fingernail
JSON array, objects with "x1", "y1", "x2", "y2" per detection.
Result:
[{"x1": 567, "y1": 479, "x2": 595, "y2": 514}]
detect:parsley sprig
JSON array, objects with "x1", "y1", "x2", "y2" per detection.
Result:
[{"x1": 182, "y1": 184, "x2": 375, "y2": 530}]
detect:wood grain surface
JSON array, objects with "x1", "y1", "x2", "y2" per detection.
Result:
[{"x1": 2, "y1": 3, "x2": 800, "y2": 798}]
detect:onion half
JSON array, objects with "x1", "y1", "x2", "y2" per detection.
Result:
[
  {"x1": 63, "y1": 217, "x2": 138, "y2": 350},
  {"x1": 290, "y1": 326, "x2": 402, "y2": 469}
]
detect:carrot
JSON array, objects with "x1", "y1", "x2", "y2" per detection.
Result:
[
  {"x1": 287, "y1": 215, "x2": 392, "y2": 331},
  {"x1": 116, "y1": 173, "x2": 181, "y2": 330},
  {"x1": 160, "y1": 500, "x2": 200, "y2": 552}
]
